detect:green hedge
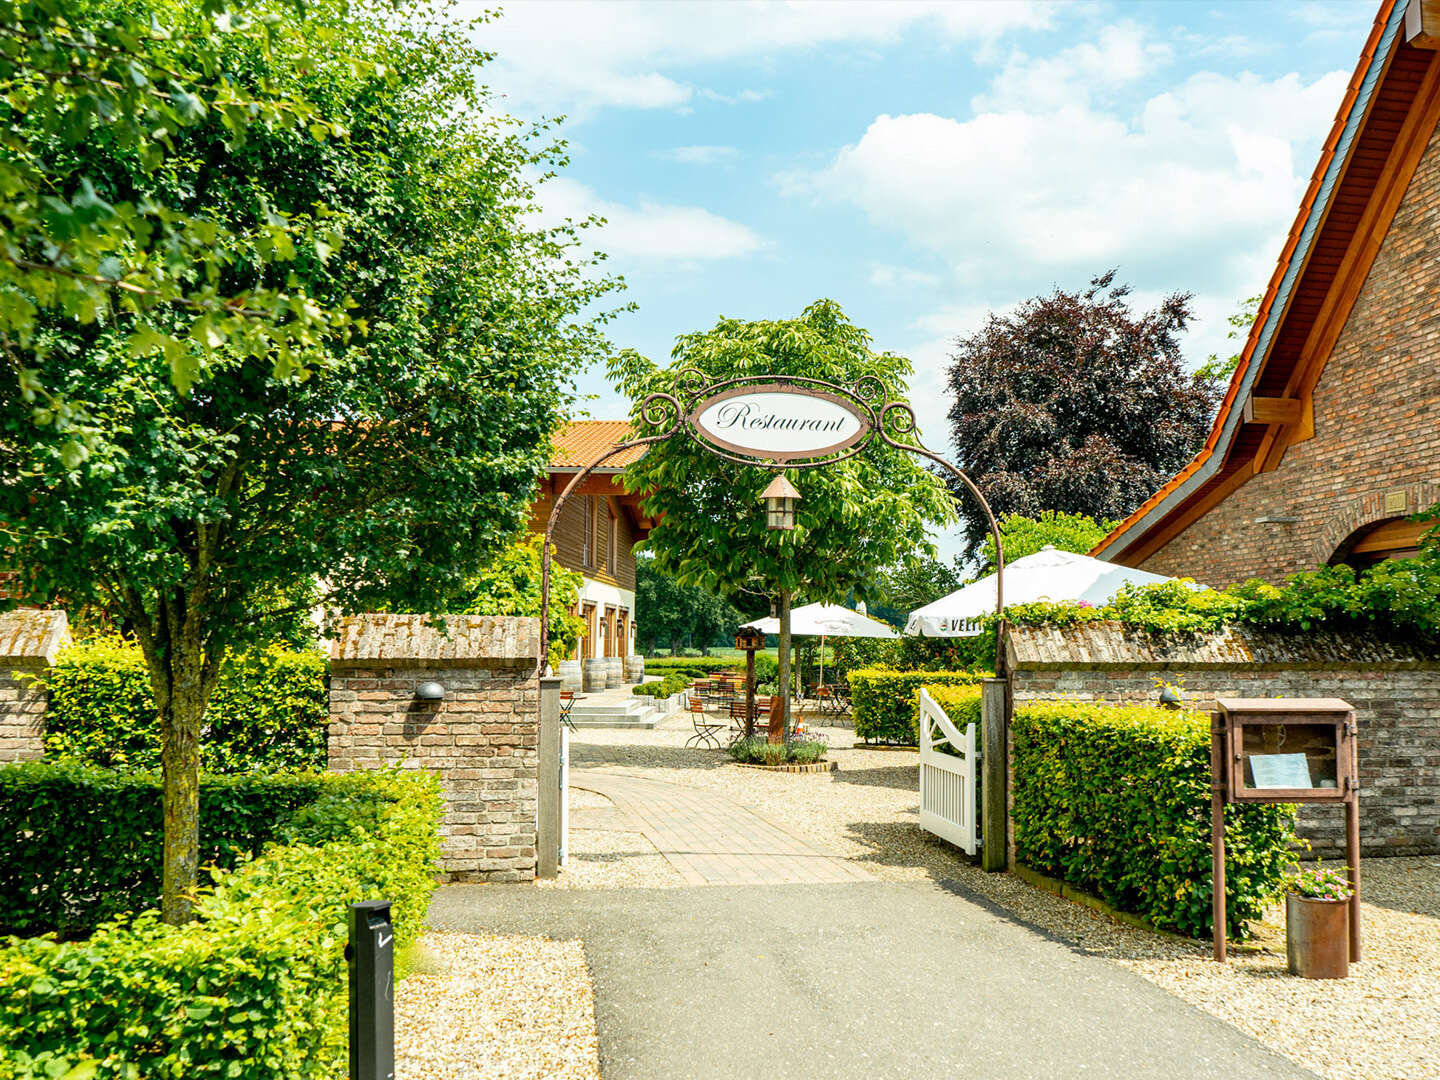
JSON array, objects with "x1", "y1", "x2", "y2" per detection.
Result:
[
  {"x1": 0, "y1": 764, "x2": 333, "y2": 937},
  {"x1": 1011, "y1": 702, "x2": 1296, "y2": 939},
  {"x1": 633, "y1": 673, "x2": 689, "y2": 698},
  {"x1": 0, "y1": 766, "x2": 440, "y2": 1080},
  {"x1": 922, "y1": 685, "x2": 982, "y2": 754},
  {"x1": 849, "y1": 668, "x2": 987, "y2": 743},
  {"x1": 641, "y1": 656, "x2": 742, "y2": 677},
  {"x1": 37, "y1": 638, "x2": 328, "y2": 773}
]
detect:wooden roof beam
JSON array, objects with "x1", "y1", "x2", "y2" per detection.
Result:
[
  {"x1": 1242, "y1": 396, "x2": 1304, "y2": 426},
  {"x1": 1407, "y1": 0, "x2": 1440, "y2": 48}
]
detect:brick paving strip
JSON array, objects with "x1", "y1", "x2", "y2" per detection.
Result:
[{"x1": 569, "y1": 768, "x2": 871, "y2": 886}]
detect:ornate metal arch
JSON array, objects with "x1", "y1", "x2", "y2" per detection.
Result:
[{"x1": 539, "y1": 371, "x2": 1006, "y2": 672}]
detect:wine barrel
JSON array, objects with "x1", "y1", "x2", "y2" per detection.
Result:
[
  {"x1": 604, "y1": 656, "x2": 622, "y2": 689},
  {"x1": 582, "y1": 658, "x2": 608, "y2": 693},
  {"x1": 623, "y1": 654, "x2": 645, "y2": 684},
  {"x1": 557, "y1": 660, "x2": 582, "y2": 693}
]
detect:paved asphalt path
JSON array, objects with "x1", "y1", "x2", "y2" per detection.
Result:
[{"x1": 429, "y1": 879, "x2": 1319, "y2": 1080}]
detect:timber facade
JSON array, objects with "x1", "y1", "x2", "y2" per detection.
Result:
[
  {"x1": 1094, "y1": 0, "x2": 1440, "y2": 586},
  {"x1": 529, "y1": 421, "x2": 651, "y2": 661}
]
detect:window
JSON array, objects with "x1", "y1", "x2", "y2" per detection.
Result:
[
  {"x1": 582, "y1": 497, "x2": 595, "y2": 568},
  {"x1": 606, "y1": 502, "x2": 617, "y2": 576}
]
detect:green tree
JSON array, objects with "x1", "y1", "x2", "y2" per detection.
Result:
[
  {"x1": 1, "y1": 0, "x2": 619, "y2": 922},
  {"x1": 636, "y1": 555, "x2": 741, "y2": 655},
  {"x1": 457, "y1": 536, "x2": 586, "y2": 667},
  {"x1": 0, "y1": 0, "x2": 355, "y2": 465},
  {"x1": 1194, "y1": 295, "x2": 1262, "y2": 387},
  {"x1": 868, "y1": 553, "x2": 962, "y2": 627},
  {"x1": 610, "y1": 300, "x2": 954, "y2": 733},
  {"x1": 978, "y1": 511, "x2": 1121, "y2": 574}
]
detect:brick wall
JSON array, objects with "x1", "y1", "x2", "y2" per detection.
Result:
[
  {"x1": 1139, "y1": 112, "x2": 1440, "y2": 587},
  {"x1": 0, "y1": 610, "x2": 69, "y2": 764},
  {"x1": 1007, "y1": 623, "x2": 1440, "y2": 857},
  {"x1": 328, "y1": 614, "x2": 541, "y2": 882}
]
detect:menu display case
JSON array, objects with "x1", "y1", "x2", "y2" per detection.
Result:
[{"x1": 1218, "y1": 698, "x2": 1355, "y2": 803}]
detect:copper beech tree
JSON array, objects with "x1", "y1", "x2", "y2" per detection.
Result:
[{"x1": 1, "y1": 0, "x2": 619, "y2": 922}]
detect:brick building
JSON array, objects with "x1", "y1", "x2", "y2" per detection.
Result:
[
  {"x1": 1093, "y1": 0, "x2": 1440, "y2": 585},
  {"x1": 528, "y1": 421, "x2": 652, "y2": 661}
]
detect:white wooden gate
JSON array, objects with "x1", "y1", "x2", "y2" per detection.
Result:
[{"x1": 918, "y1": 687, "x2": 978, "y2": 855}]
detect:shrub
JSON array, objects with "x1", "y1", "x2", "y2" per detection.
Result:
[
  {"x1": 1011, "y1": 702, "x2": 1296, "y2": 939},
  {"x1": 849, "y1": 668, "x2": 987, "y2": 744},
  {"x1": 0, "y1": 767, "x2": 440, "y2": 1080},
  {"x1": 0, "y1": 763, "x2": 332, "y2": 937},
  {"x1": 633, "y1": 673, "x2": 689, "y2": 698},
  {"x1": 641, "y1": 656, "x2": 742, "y2": 677},
  {"x1": 727, "y1": 737, "x2": 827, "y2": 765},
  {"x1": 36, "y1": 638, "x2": 328, "y2": 773}
]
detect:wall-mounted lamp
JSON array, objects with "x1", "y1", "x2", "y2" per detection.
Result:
[
  {"x1": 1158, "y1": 685, "x2": 1183, "y2": 709},
  {"x1": 761, "y1": 475, "x2": 801, "y2": 530},
  {"x1": 415, "y1": 681, "x2": 445, "y2": 702}
]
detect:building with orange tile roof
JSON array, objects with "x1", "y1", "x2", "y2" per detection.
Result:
[
  {"x1": 529, "y1": 421, "x2": 653, "y2": 661},
  {"x1": 1092, "y1": 0, "x2": 1440, "y2": 585}
]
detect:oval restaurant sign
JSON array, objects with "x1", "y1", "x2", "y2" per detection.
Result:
[{"x1": 690, "y1": 383, "x2": 871, "y2": 462}]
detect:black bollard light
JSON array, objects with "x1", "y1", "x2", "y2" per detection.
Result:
[{"x1": 347, "y1": 900, "x2": 395, "y2": 1080}]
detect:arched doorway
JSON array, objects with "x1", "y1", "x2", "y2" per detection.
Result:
[{"x1": 1329, "y1": 515, "x2": 1430, "y2": 570}]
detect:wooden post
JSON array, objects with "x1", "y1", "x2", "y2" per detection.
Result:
[
  {"x1": 980, "y1": 677, "x2": 1007, "y2": 873},
  {"x1": 537, "y1": 675, "x2": 561, "y2": 880},
  {"x1": 1211, "y1": 712, "x2": 1227, "y2": 963},
  {"x1": 745, "y1": 648, "x2": 757, "y2": 740},
  {"x1": 772, "y1": 589, "x2": 791, "y2": 744}
]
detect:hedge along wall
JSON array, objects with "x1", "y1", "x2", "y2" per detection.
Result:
[
  {"x1": 0, "y1": 765, "x2": 440, "y2": 1080},
  {"x1": 0, "y1": 764, "x2": 332, "y2": 937},
  {"x1": 38, "y1": 637, "x2": 328, "y2": 773},
  {"x1": 1007, "y1": 622, "x2": 1440, "y2": 856},
  {"x1": 850, "y1": 669, "x2": 987, "y2": 744},
  {"x1": 1011, "y1": 701, "x2": 1296, "y2": 939}
]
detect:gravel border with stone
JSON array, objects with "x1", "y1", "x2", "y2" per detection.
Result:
[
  {"x1": 396, "y1": 931, "x2": 600, "y2": 1080},
  {"x1": 568, "y1": 715, "x2": 1440, "y2": 1080}
]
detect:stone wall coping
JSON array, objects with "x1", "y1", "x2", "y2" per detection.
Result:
[
  {"x1": 1006, "y1": 620, "x2": 1440, "y2": 671},
  {"x1": 329, "y1": 613, "x2": 540, "y2": 668},
  {"x1": 0, "y1": 608, "x2": 70, "y2": 667}
]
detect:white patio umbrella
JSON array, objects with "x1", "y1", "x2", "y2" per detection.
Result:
[
  {"x1": 905, "y1": 546, "x2": 1190, "y2": 637},
  {"x1": 743, "y1": 601, "x2": 897, "y2": 688}
]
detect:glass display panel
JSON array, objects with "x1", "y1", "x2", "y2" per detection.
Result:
[{"x1": 1241, "y1": 722, "x2": 1339, "y2": 790}]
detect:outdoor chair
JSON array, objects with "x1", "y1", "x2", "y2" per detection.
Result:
[
  {"x1": 685, "y1": 697, "x2": 726, "y2": 750},
  {"x1": 559, "y1": 690, "x2": 578, "y2": 732},
  {"x1": 728, "y1": 697, "x2": 771, "y2": 740}
]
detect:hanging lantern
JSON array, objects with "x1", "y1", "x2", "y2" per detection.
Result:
[{"x1": 761, "y1": 475, "x2": 801, "y2": 530}]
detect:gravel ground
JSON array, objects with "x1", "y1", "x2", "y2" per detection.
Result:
[
  {"x1": 568, "y1": 716, "x2": 1440, "y2": 1080},
  {"x1": 395, "y1": 931, "x2": 600, "y2": 1080}
]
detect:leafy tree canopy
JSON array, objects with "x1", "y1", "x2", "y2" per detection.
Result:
[
  {"x1": 945, "y1": 271, "x2": 1218, "y2": 560},
  {"x1": 1194, "y1": 295, "x2": 1261, "y2": 388},
  {"x1": 1, "y1": 0, "x2": 620, "y2": 920},
  {"x1": 609, "y1": 300, "x2": 955, "y2": 607},
  {"x1": 636, "y1": 554, "x2": 742, "y2": 656},
  {"x1": 868, "y1": 552, "x2": 962, "y2": 627},
  {"x1": 978, "y1": 511, "x2": 1121, "y2": 575}
]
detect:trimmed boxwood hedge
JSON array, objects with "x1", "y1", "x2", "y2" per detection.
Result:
[
  {"x1": 36, "y1": 637, "x2": 328, "y2": 773},
  {"x1": 1011, "y1": 702, "x2": 1296, "y2": 939},
  {"x1": 640, "y1": 656, "x2": 743, "y2": 677},
  {"x1": 633, "y1": 673, "x2": 689, "y2": 698},
  {"x1": 0, "y1": 764, "x2": 333, "y2": 937},
  {"x1": 0, "y1": 765, "x2": 440, "y2": 1080},
  {"x1": 849, "y1": 668, "x2": 987, "y2": 744}
]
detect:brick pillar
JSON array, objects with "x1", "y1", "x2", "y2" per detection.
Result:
[
  {"x1": 328, "y1": 613, "x2": 542, "y2": 882},
  {"x1": 0, "y1": 609, "x2": 70, "y2": 764}
]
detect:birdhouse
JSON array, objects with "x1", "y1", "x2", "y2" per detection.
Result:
[{"x1": 734, "y1": 627, "x2": 766, "y2": 652}]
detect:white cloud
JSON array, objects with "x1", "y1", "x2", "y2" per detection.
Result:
[
  {"x1": 788, "y1": 54, "x2": 1349, "y2": 298},
  {"x1": 468, "y1": 0, "x2": 1056, "y2": 116},
  {"x1": 870, "y1": 263, "x2": 941, "y2": 289},
  {"x1": 655, "y1": 144, "x2": 740, "y2": 165},
  {"x1": 976, "y1": 21, "x2": 1173, "y2": 111},
  {"x1": 539, "y1": 178, "x2": 764, "y2": 261}
]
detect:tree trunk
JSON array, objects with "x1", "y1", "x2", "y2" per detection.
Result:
[
  {"x1": 161, "y1": 690, "x2": 203, "y2": 925},
  {"x1": 772, "y1": 588, "x2": 791, "y2": 744}
]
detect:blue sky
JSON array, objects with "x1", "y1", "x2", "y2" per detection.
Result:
[{"x1": 465, "y1": 0, "x2": 1378, "y2": 556}]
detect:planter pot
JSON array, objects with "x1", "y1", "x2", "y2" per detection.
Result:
[{"x1": 1286, "y1": 892, "x2": 1350, "y2": 979}]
